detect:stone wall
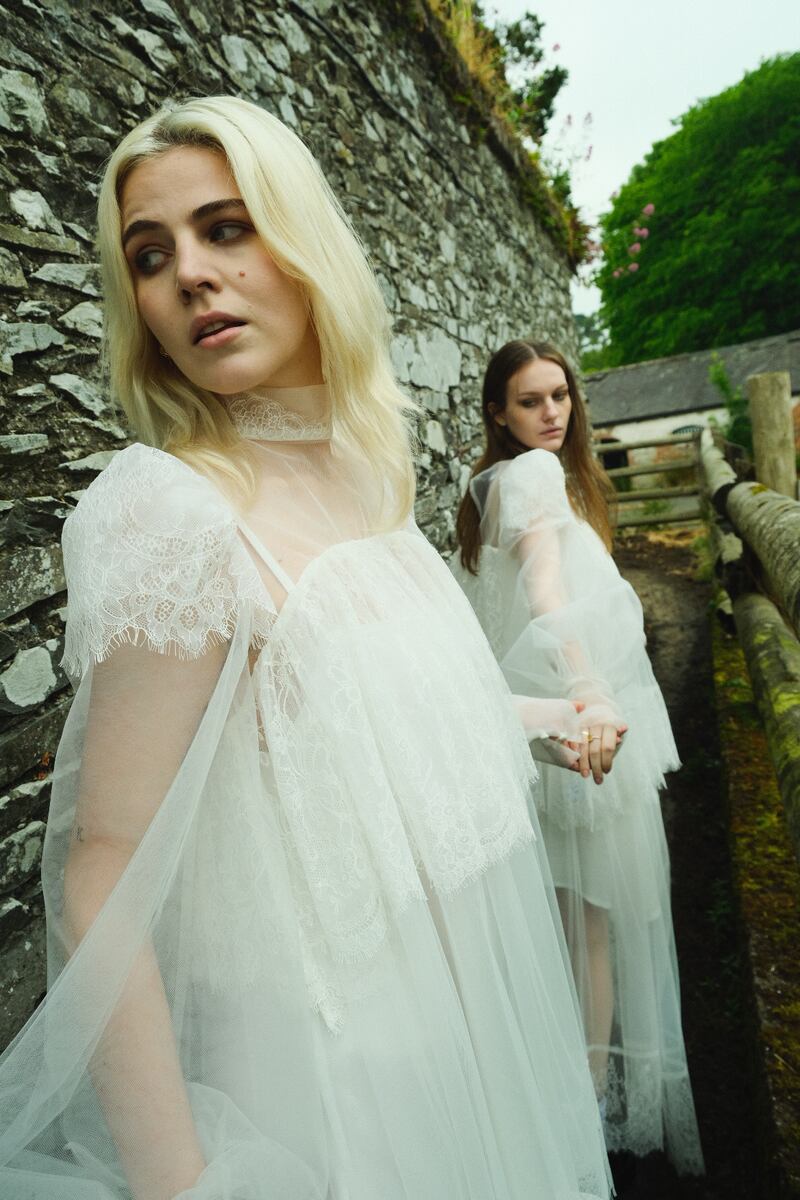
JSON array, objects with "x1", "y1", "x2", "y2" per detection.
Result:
[{"x1": 0, "y1": 0, "x2": 576, "y2": 1048}]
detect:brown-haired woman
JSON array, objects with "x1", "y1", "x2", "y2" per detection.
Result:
[{"x1": 452, "y1": 340, "x2": 704, "y2": 1178}]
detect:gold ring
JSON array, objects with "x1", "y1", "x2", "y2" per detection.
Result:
[
  {"x1": 581, "y1": 729, "x2": 590, "y2": 739},
  {"x1": 588, "y1": 735, "x2": 600, "y2": 743}
]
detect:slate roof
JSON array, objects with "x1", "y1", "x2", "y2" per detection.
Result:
[{"x1": 585, "y1": 328, "x2": 800, "y2": 427}]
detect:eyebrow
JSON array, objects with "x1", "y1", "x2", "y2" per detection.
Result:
[
  {"x1": 518, "y1": 386, "x2": 568, "y2": 398},
  {"x1": 121, "y1": 198, "x2": 248, "y2": 248}
]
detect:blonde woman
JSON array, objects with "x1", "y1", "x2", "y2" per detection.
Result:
[
  {"x1": 452, "y1": 340, "x2": 704, "y2": 1179},
  {"x1": 0, "y1": 100, "x2": 611, "y2": 1200}
]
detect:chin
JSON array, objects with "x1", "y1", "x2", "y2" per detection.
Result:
[{"x1": 179, "y1": 359, "x2": 277, "y2": 397}]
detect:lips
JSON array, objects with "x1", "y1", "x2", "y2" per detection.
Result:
[{"x1": 190, "y1": 311, "x2": 247, "y2": 345}]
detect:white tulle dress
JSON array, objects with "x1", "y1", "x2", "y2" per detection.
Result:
[
  {"x1": 0, "y1": 388, "x2": 612, "y2": 1200},
  {"x1": 451, "y1": 448, "x2": 703, "y2": 1174}
]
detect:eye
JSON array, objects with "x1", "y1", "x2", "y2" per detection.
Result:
[
  {"x1": 133, "y1": 247, "x2": 168, "y2": 275},
  {"x1": 209, "y1": 222, "x2": 249, "y2": 244},
  {"x1": 554, "y1": 390, "x2": 569, "y2": 401}
]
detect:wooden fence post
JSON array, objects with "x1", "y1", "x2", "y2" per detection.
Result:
[{"x1": 747, "y1": 371, "x2": 796, "y2": 498}]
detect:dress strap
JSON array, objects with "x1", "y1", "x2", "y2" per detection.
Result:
[{"x1": 236, "y1": 519, "x2": 296, "y2": 595}]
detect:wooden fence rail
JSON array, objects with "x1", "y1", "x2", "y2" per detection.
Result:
[
  {"x1": 700, "y1": 427, "x2": 800, "y2": 869},
  {"x1": 594, "y1": 431, "x2": 699, "y2": 455},
  {"x1": 615, "y1": 484, "x2": 699, "y2": 504},
  {"x1": 687, "y1": 375, "x2": 799, "y2": 1194},
  {"x1": 702, "y1": 430, "x2": 800, "y2": 640},
  {"x1": 605, "y1": 458, "x2": 697, "y2": 480},
  {"x1": 594, "y1": 430, "x2": 702, "y2": 528}
]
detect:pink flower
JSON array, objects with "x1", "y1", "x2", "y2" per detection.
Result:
[
  {"x1": 639, "y1": 227, "x2": 649, "y2": 238},
  {"x1": 628, "y1": 262, "x2": 639, "y2": 272},
  {"x1": 552, "y1": 42, "x2": 561, "y2": 51},
  {"x1": 628, "y1": 242, "x2": 641, "y2": 255},
  {"x1": 642, "y1": 203, "x2": 655, "y2": 216},
  {"x1": 613, "y1": 268, "x2": 622, "y2": 278}
]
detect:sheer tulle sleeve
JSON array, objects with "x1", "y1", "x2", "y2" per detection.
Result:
[
  {"x1": 453, "y1": 449, "x2": 681, "y2": 826},
  {"x1": 0, "y1": 447, "x2": 328, "y2": 1200},
  {"x1": 479, "y1": 450, "x2": 623, "y2": 729}
]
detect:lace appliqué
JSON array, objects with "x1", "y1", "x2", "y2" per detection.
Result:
[
  {"x1": 226, "y1": 392, "x2": 332, "y2": 443},
  {"x1": 252, "y1": 533, "x2": 538, "y2": 1032},
  {"x1": 61, "y1": 444, "x2": 274, "y2": 678}
]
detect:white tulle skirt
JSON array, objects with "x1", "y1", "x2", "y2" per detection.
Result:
[
  {"x1": 0, "y1": 534, "x2": 614, "y2": 1199},
  {"x1": 2, "y1": 837, "x2": 611, "y2": 1200},
  {"x1": 535, "y1": 752, "x2": 704, "y2": 1174},
  {"x1": 451, "y1": 515, "x2": 704, "y2": 1174}
]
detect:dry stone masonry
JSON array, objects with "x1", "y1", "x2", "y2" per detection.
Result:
[{"x1": 0, "y1": 0, "x2": 577, "y2": 1047}]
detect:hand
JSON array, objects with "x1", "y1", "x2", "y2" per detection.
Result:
[
  {"x1": 578, "y1": 721, "x2": 627, "y2": 784},
  {"x1": 548, "y1": 700, "x2": 588, "y2": 773}
]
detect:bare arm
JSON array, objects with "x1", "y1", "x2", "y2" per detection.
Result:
[{"x1": 63, "y1": 641, "x2": 228, "y2": 1200}]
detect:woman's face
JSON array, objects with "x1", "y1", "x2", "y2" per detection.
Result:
[
  {"x1": 492, "y1": 357, "x2": 573, "y2": 453},
  {"x1": 120, "y1": 145, "x2": 322, "y2": 393}
]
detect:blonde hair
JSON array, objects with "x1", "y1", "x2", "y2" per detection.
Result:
[{"x1": 97, "y1": 95, "x2": 418, "y2": 522}]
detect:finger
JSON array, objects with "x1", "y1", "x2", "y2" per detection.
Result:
[
  {"x1": 588, "y1": 724, "x2": 604, "y2": 784},
  {"x1": 579, "y1": 730, "x2": 591, "y2": 779},
  {"x1": 601, "y1": 724, "x2": 617, "y2": 773},
  {"x1": 572, "y1": 700, "x2": 586, "y2": 714}
]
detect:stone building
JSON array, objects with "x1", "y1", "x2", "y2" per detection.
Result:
[
  {"x1": 0, "y1": 0, "x2": 577, "y2": 1048},
  {"x1": 586, "y1": 327, "x2": 800, "y2": 444}
]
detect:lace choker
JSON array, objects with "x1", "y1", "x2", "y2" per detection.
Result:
[{"x1": 225, "y1": 384, "x2": 332, "y2": 443}]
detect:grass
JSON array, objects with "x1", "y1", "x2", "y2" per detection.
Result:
[
  {"x1": 427, "y1": 0, "x2": 502, "y2": 93},
  {"x1": 423, "y1": 0, "x2": 591, "y2": 265}
]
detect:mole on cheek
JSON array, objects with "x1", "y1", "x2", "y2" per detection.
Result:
[{"x1": 239, "y1": 271, "x2": 246, "y2": 278}]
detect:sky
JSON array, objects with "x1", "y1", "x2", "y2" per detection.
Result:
[{"x1": 485, "y1": 0, "x2": 799, "y2": 315}]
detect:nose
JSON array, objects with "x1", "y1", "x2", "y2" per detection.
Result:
[
  {"x1": 174, "y1": 237, "x2": 220, "y2": 304},
  {"x1": 542, "y1": 397, "x2": 559, "y2": 422}
]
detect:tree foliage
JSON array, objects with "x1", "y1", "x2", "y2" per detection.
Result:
[
  {"x1": 436, "y1": 2, "x2": 568, "y2": 144},
  {"x1": 491, "y1": 11, "x2": 568, "y2": 142},
  {"x1": 596, "y1": 54, "x2": 800, "y2": 365}
]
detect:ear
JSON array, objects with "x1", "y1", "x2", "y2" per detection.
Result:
[{"x1": 488, "y1": 402, "x2": 507, "y2": 427}]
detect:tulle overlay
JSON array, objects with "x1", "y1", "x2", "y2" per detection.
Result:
[
  {"x1": 452, "y1": 448, "x2": 703, "y2": 1174},
  {"x1": 0, "y1": 401, "x2": 611, "y2": 1199}
]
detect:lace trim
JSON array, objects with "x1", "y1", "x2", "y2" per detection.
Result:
[
  {"x1": 61, "y1": 444, "x2": 275, "y2": 677},
  {"x1": 226, "y1": 386, "x2": 332, "y2": 443},
  {"x1": 600, "y1": 1052, "x2": 704, "y2": 1173}
]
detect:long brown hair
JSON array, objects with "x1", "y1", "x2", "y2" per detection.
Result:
[{"x1": 456, "y1": 340, "x2": 615, "y2": 573}]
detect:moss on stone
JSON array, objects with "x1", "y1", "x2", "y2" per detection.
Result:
[{"x1": 712, "y1": 620, "x2": 800, "y2": 1193}]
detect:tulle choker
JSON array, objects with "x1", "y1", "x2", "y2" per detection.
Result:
[{"x1": 225, "y1": 383, "x2": 332, "y2": 443}]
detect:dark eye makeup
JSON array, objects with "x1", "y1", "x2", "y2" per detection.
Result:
[
  {"x1": 519, "y1": 389, "x2": 569, "y2": 407},
  {"x1": 130, "y1": 221, "x2": 252, "y2": 276}
]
